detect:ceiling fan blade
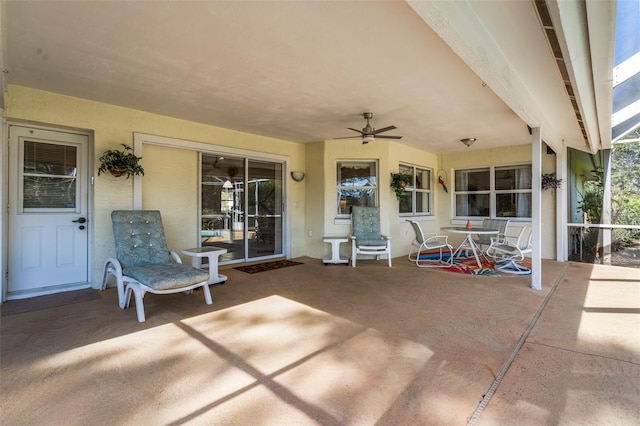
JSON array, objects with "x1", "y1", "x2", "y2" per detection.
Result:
[
  {"x1": 375, "y1": 135, "x2": 403, "y2": 139},
  {"x1": 334, "y1": 136, "x2": 361, "y2": 139},
  {"x1": 372, "y1": 125, "x2": 397, "y2": 134},
  {"x1": 346, "y1": 127, "x2": 366, "y2": 135}
]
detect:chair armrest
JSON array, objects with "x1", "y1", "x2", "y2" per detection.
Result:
[
  {"x1": 490, "y1": 234, "x2": 509, "y2": 245},
  {"x1": 170, "y1": 251, "x2": 183, "y2": 264},
  {"x1": 424, "y1": 233, "x2": 449, "y2": 243},
  {"x1": 381, "y1": 234, "x2": 390, "y2": 240}
]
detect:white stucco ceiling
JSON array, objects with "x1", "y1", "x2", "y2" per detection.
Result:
[{"x1": 3, "y1": 0, "x2": 613, "y2": 154}]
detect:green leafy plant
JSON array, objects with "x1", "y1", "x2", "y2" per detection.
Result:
[
  {"x1": 542, "y1": 173, "x2": 562, "y2": 191},
  {"x1": 390, "y1": 172, "x2": 411, "y2": 200},
  {"x1": 98, "y1": 144, "x2": 144, "y2": 179}
]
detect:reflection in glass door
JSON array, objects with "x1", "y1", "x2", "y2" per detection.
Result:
[
  {"x1": 248, "y1": 160, "x2": 283, "y2": 259},
  {"x1": 201, "y1": 154, "x2": 283, "y2": 263}
]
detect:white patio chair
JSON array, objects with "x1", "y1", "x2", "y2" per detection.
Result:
[
  {"x1": 485, "y1": 224, "x2": 533, "y2": 274},
  {"x1": 350, "y1": 206, "x2": 392, "y2": 267},
  {"x1": 101, "y1": 210, "x2": 213, "y2": 322},
  {"x1": 473, "y1": 218, "x2": 510, "y2": 251},
  {"x1": 407, "y1": 220, "x2": 453, "y2": 268}
]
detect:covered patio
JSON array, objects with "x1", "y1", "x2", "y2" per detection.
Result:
[{"x1": 2, "y1": 259, "x2": 638, "y2": 425}]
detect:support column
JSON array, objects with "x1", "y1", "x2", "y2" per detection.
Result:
[
  {"x1": 600, "y1": 149, "x2": 612, "y2": 265},
  {"x1": 531, "y1": 128, "x2": 542, "y2": 290},
  {"x1": 556, "y1": 143, "x2": 569, "y2": 261}
]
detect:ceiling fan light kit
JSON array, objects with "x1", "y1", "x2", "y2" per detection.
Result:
[
  {"x1": 335, "y1": 112, "x2": 402, "y2": 144},
  {"x1": 460, "y1": 138, "x2": 476, "y2": 147}
]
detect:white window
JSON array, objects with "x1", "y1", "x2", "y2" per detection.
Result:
[
  {"x1": 336, "y1": 161, "x2": 378, "y2": 216},
  {"x1": 398, "y1": 163, "x2": 432, "y2": 215},
  {"x1": 454, "y1": 164, "x2": 532, "y2": 218}
]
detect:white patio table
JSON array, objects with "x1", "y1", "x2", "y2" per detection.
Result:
[
  {"x1": 440, "y1": 227, "x2": 499, "y2": 269},
  {"x1": 181, "y1": 246, "x2": 228, "y2": 284}
]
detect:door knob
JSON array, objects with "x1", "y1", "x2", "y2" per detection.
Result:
[{"x1": 72, "y1": 217, "x2": 87, "y2": 224}]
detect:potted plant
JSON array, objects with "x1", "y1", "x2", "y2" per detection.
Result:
[
  {"x1": 390, "y1": 172, "x2": 411, "y2": 200},
  {"x1": 98, "y1": 144, "x2": 145, "y2": 178},
  {"x1": 542, "y1": 173, "x2": 562, "y2": 191}
]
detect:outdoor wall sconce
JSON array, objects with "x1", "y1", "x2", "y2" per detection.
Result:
[{"x1": 291, "y1": 171, "x2": 305, "y2": 182}]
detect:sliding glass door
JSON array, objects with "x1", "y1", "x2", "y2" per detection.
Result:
[
  {"x1": 201, "y1": 154, "x2": 283, "y2": 263},
  {"x1": 247, "y1": 159, "x2": 283, "y2": 258}
]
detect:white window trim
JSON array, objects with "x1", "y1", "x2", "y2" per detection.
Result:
[
  {"x1": 398, "y1": 163, "x2": 434, "y2": 217},
  {"x1": 335, "y1": 160, "x2": 378, "y2": 219},
  {"x1": 452, "y1": 163, "x2": 532, "y2": 221}
]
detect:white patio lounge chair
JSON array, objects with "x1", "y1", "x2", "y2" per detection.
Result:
[
  {"x1": 101, "y1": 210, "x2": 213, "y2": 322},
  {"x1": 350, "y1": 206, "x2": 392, "y2": 267}
]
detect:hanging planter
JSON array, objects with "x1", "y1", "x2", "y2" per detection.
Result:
[
  {"x1": 542, "y1": 173, "x2": 562, "y2": 191},
  {"x1": 98, "y1": 144, "x2": 145, "y2": 179},
  {"x1": 390, "y1": 173, "x2": 411, "y2": 200}
]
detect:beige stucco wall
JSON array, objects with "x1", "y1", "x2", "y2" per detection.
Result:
[
  {"x1": 4, "y1": 85, "x2": 306, "y2": 288},
  {"x1": 142, "y1": 145, "x2": 200, "y2": 254},
  {"x1": 3, "y1": 84, "x2": 558, "y2": 294},
  {"x1": 315, "y1": 139, "x2": 438, "y2": 261}
]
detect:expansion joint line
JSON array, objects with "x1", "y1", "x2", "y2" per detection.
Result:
[{"x1": 466, "y1": 263, "x2": 570, "y2": 425}]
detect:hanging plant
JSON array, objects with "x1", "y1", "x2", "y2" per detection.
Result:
[
  {"x1": 542, "y1": 173, "x2": 562, "y2": 191},
  {"x1": 98, "y1": 144, "x2": 145, "y2": 179},
  {"x1": 390, "y1": 173, "x2": 411, "y2": 200}
]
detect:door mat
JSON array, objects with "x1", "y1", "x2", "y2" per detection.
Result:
[
  {"x1": 416, "y1": 251, "x2": 531, "y2": 276},
  {"x1": 234, "y1": 260, "x2": 303, "y2": 274},
  {"x1": 1, "y1": 288, "x2": 101, "y2": 316}
]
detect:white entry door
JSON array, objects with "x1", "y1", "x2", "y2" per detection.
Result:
[{"x1": 7, "y1": 125, "x2": 90, "y2": 299}]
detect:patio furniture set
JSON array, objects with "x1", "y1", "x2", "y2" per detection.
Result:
[
  {"x1": 102, "y1": 209, "x2": 531, "y2": 322},
  {"x1": 409, "y1": 218, "x2": 533, "y2": 274}
]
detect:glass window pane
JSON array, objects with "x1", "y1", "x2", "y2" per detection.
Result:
[
  {"x1": 338, "y1": 162, "x2": 377, "y2": 187},
  {"x1": 455, "y1": 169, "x2": 490, "y2": 191},
  {"x1": 455, "y1": 194, "x2": 490, "y2": 216},
  {"x1": 495, "y1": 165, "x2": 532, "y2": 190},
  {"x1": 24, "y1": 141, "x2": 77, "y2": 176},
  {"x1": 23, "y1": 176, "x2": 76, "y2": 208},
  {"x1": 416, "y1": 168, "x2": 430, "y2": 190},
  {"x1": 398, "y1": 164, "x2": 413, "y2": 188},
  {"x1": 338, "y1": 189, "x2": 376, "y2": 213},
  {"x1": 399, "y1": 191, "x2": 412, "y2": 213},
  {"x1": 496, "y1": 193, "x2": 532, "y2": 218},
  {"x1": 416, "y1": 191, "x2": 430, "y2": 213}
]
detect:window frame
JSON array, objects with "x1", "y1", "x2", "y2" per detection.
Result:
[
  {"x1": 398, "y1": 163, "x2": 433, "y2": 217},
  {"x1": 453, "y1": 163, "x2": 532, "y2": 220}
]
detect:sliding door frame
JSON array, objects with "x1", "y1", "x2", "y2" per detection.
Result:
[{"x1": 132, "y1": 133, "x2": 290, "y2": 262}]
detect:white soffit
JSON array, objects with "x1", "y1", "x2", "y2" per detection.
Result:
[
  {"x1": 406, "y1": 0, "x2": 576, "y2": 153},
  {"x1": 548, "y1": 0, "x2": 615, "y2": 153}
]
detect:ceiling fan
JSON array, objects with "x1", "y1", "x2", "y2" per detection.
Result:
[{"x1": 335, "y1": 112, "x2": 402, "y2": 144}]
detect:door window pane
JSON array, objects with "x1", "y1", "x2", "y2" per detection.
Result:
[{"x1": 22, "y1": 141, "x2": 77, "y2": 210}]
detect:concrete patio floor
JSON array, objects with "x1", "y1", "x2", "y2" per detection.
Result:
[{"x1": 1, "y1": 257, "x2": 638, "y2": 425}]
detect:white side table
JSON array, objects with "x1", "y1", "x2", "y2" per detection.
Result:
[
  {"x1": 322, "y1": 237, "x2": 350, "y2": 265},
  {"x1": 181, "y1": 247, "x2": 228, "y2": 284}
]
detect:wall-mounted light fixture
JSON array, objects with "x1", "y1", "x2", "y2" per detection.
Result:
[
  {"x1": 460, "y1": 138, "x2": 476, "y2": 147},
  {"x1": 291, "y1": 171, "x2": 305, "y2": 182}
]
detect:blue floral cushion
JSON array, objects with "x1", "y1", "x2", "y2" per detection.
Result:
[
  {"x1": 352, "y1": 206, "x2": 385, "y2": 245},
  {"x1": 111, "y1": 210, "x2": 172, "y2": 268},
  {"x1": 124, "y1": 263, "x2": 209, "y2": 290}
]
